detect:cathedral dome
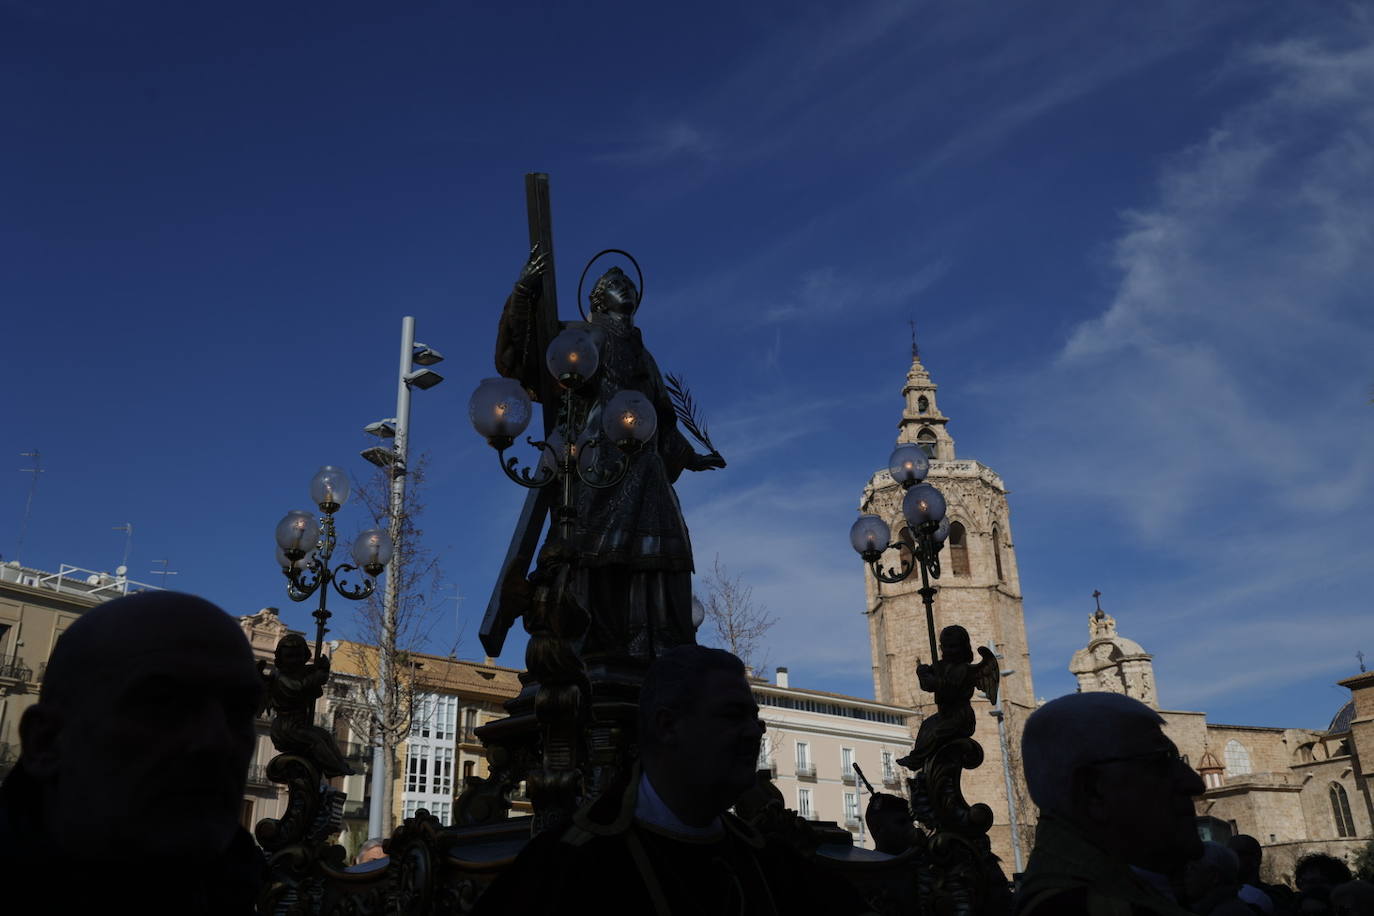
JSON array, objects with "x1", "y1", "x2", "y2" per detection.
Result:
[{"x1": 1328, "y1": 699, "x2": 1355, "y2": 735}]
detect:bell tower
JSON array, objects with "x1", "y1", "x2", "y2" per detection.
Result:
[{"x1": 860, "y1": 347, "x2": 1034, "y2": 711}]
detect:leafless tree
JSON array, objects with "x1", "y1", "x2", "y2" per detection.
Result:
[
  {"x1": 343, "y1": 453, "x2": 454, "y2": 834},
  {"x1": 698, "y1": 556, "x2": 778, "y2": 676}
]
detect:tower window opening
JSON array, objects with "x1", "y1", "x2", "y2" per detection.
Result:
[
  {"x1": 991, "y1": 524, "x2": 1004, "y2": 582},
  {"x1": 917, "y1": 395, "x2": 929, "y2": 415},
  {"x1": 917, "y1": 427, "x2": 937, "y2": 459},
  {"x1": 948, "y1": 522, "x2": 969, "y2": 576}
]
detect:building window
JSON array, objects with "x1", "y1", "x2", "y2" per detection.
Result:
[
  {"x1": 1223, "y1": 740, "x2": 1252, "y2": 776},
  {"x1": 841, "y1": 747, "x2": 855, "y2": 780},
  {"x1": 436, "y1": 695, "x2": 457, "y2": 741},
  {"x1": 1331, "y1": 782, "x2": 1357, "y2": 838},
  {"x1": 798, "y1": 788, "x2": 813, "y2": 819},
  {"x1": 844, "y1": 792, "x2": 859, "y2": 825},
  {"x1": 917, "y1": 427, "x2": 937, "y2": 459},
  {"x1": 463, "y1": 707, "x2": 478, "y2": 742},
  {"x1": 991, "y1": 524, "x2": 1004, "y2": 581},
  {"x1": 917, "y1": 395, "x2": 929, "y2": 415},
  {"x1": 462, "y1": 759, "x2": 475, "y2": 787},
  {"x1": 758, "y1": 742, "x2": 771, "y2": 769},
  {"x1": 948, "y1": 522, "x2": 969, "y2": 576},
  {"x1": 433, "y1": 747, "x2": 454, "y2": 796},
  {"x1": 881, "y1": 751, "x2": 896, "y2": 784},
  {"x1": 406, "y1": 747, "x2": 429, "y2": 793},
  {"x1": 796, "y1": 741, "x2": 811, "y2": 776}
]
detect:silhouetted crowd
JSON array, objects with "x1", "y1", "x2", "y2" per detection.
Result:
[{"x1": 0, "y1": 590, "x2": 1369, "y2": 914}]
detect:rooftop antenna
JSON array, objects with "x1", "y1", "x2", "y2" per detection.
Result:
[
  {"x1": 151, "y1": 558, "x2": 179, "y2": 587},
  {"x1": 16, "y1": 449, "x2": 42, "y2": 566},
  {"x1": 113, "y1": 523, "x2": 133, "y2": 571},
  {"x1": 448, "y1": 583, "x2": 466, "y2": 635}
]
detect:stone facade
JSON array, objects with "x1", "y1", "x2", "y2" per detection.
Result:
[{"x1": 860, "y1": 350, "x2": 1037, "y2": 870}]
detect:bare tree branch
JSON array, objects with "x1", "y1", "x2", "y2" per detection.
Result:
[{"x1": 698, "y1": 555, "x2": 777, "y2": 676}]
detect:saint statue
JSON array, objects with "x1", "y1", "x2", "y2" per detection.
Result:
[{"x1": 494, "y1": 244, "x2": 724, "y2": 661}]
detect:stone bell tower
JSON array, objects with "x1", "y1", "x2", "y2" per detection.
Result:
[
  {"x1": 860, "y1": 346, "x2": 1034, "y2": 710},
  {"x1": 858, "y1": 343, "x2": 1038, "y2": 870}
]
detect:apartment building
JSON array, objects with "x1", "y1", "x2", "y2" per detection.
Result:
[{"x1": 753, "y1": 666, "x2": 915, "y2": 850}]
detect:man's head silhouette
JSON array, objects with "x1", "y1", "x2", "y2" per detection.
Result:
[{"x1": 16, "y1": 590, "x2": 263, "y2": 861}]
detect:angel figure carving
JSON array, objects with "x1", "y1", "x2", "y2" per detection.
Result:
[
  {"x1": 259, "y1": 634, "x2": 353, "y2": 778},
  {"x1": 897, "y1": 625, "x2": 999, "y2": 772}
]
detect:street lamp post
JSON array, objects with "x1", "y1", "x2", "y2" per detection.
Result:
[
  {"x1": 847, "y1": 443, "x2": 1012, "y2": 911},
  {"x1": 360, "y1": 316, "x2": 444, "y2": 837},
  {"x1": 274, "y1": 465, "x2": 393, "y2": 668},
  {"x1": 468, "y1": 328, "x2": 656, "y2": 830}
]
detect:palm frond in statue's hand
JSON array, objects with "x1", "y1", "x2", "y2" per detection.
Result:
[{"x1": 665, "y1": 372, "x2": 720, "y2": 458}]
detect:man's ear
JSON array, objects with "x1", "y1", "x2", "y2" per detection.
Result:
[
  {"x1": 18, "y1": 703, "x2": 64, "y2": 780},
  {"x1": 1071, "y1": 765, "x2": 1107, "y2": 824}
]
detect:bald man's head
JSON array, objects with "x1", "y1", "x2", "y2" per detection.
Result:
[{"x1": 18, "y1": 591, "x2": 263, "y2": 861}]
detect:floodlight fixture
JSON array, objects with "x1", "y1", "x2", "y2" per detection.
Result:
[
  {"x1": 405, "y1": 368, "x2": 444, "y2": 390},
  {"x1": 412, "y1": 342, "x2": 444, "y2": 366},
  {"x1": 364, "y1": 419, "x2": 397, "y2": 438}
]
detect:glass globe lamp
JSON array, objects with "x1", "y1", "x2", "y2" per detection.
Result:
[
  {"x1": 469, "y1": 377, "x2": 534, "y2": 447},
  {"x1": 602, "y1": 390, "x2": 656, "y2": 450},
  {"x1": 351, "y1": 528, "x2": 393, "y2": 576},
  {"x1": 888, "y1": 443, "x2": 930, "y2": 488},
  {"x1": 902, "y1": 483, "x2": 947, "y2": 529},
  {"x1": 849, "y1": 514, "x2": 891, "y2": 560},
  {"x1": 545, "y1": 328, "x2": 600, "y2": 389},
  {"x1": 275, "y1": 510, "x2": 321, "y2": 560},
  {"x1": 310, "y1": 466, "x2": 351, "y2": 513}
]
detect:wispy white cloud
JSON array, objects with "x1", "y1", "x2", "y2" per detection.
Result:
[
  {"x1": 758, "y1": 260, "x2": 948, "y2": 325},
  {"x1": 1001, "y1": 18, "x2": 1374, "y2": 719},
  {"x1": 593, "y1": 119, "x2": 720, "y2": 165}
]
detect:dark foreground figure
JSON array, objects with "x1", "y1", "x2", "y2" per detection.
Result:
[
  {"x1": 0, "y1": 591, "x2": 266, "y2": 914},
  {"x1": 1014, "y1": 692, "x2": 1205, "y2": 916},
  {"x1": 475, "y1": 645, "x2": 876, "y2": 915}
]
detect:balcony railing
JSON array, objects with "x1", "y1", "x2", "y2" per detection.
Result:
[
  {"x1": 795, "y1": 763, "x2": 816, "y2": 780},
  {"x1": 245, "y1": 764, "x2": 274, "y2": 787},
  {"x1": 341, "y1": 800, "x2": 368, "y2": 820},
  {"x1": 0, "y1": 660, "x2": 33, "y2": 684},
  {"x1": 882, "y1": 772, "x2": 901, "y2": 788},
  {"x1": 841, "y1": 770, "x2": 856, "y2": 785}
]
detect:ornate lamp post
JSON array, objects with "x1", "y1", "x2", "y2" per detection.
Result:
[
  {"x1": 846, "y1": 444, "x2": 1012, "y2": 914},
  {"x1": 467, "y1": 328, "x2": 659, "y2": 831},
  {"x1": 274, "y1": 465, "x2": 393, "y2": 657},
  {"x1": 849, "y1": 443, "x2": 950, "y2": 663}
]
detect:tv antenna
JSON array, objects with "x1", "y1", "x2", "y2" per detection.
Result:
[
  {"x1": 151, "y1": 558, "x2": 179, "y2": 587},
  {"x1": 16, "y1": 449, "x2": 43, "y2": 565},
  {"x1": 113, "y1": 523, "x2": 133, "y2": 571}
]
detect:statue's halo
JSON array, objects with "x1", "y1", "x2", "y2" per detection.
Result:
[{"x1": 577, "y1": 248, "x2": 644, "y2": 320}]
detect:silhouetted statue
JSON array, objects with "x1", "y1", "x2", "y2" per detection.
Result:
[
  {"x1": 260, "y1": 634, "x2": 352, "y2": 778},
  {"x1": 898, "y1": 625, "x2": 999, "y2": 772},
  {"x1": 495, "y1": 247, "x2": 724, "y2": 660}
]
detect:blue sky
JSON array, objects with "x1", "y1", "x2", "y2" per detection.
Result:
[{"x1": 3, "y1": 1, "x2": 1372, "y2": 729}]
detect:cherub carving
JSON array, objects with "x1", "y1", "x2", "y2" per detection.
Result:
[
  {"x1": 897, "y1": 625, "x2": 999, "y2": 772},
  {"x1": 259, "y1": 634, "x2": 353, "y2": 778}
]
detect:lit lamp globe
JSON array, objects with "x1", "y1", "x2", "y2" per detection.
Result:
[
  {"x1": 469, "y1": 377, "x2": 533, "y2": 449},
  {"x1": 310, "y1": 466, "x2": 351, "y2": 513},
  {"x1": 887, "y1": 443, "x2": 930, "y2": 489},
  {"x1": 275, "y1": 510, "x2": 321, "y2": 561},
  {"x1": 902, "y1": 482, "x2": 947, "y2": 530},
  {"x1": 849, "y1": 514, "x2": 891, "y2": 562},
  {"x1": 602, "y1": 390, "x2": 656, "y2": 451},
  {"x1": 275, "y1": 546, "x2": 316, "y2": 572},
  {"x1": 545, "y1": 328, "x2": 600, "y2": 389},
  {"x1": 351, "y1": 528, "x2": 393, "y2": 576}
]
